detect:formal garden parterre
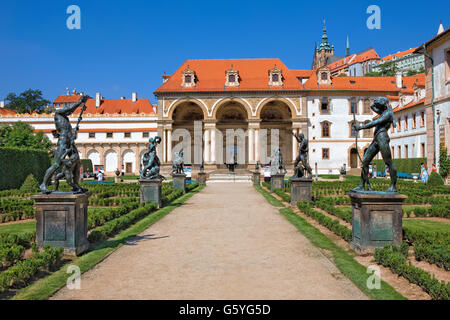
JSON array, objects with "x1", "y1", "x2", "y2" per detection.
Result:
[
  {"x1": 0, "y1": 178, "x2": 200, "y2": 298},
  {"x1": 260, "y1": 175, "x2": 450, "y2": 300}
]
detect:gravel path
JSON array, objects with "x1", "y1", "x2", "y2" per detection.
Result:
[{"x1": 52, "y1": 183, "x2": 367, "y2": 300}]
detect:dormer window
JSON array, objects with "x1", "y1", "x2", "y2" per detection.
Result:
[
  {"x1": 269, "y1": 66, "x2": 283, "y2": 86},
  {"x1": 225, "y1": 67, "x2": 239, "y2": 87},
  {"x1": 182, "y1": 67, "x2": 196, "y2": 88},
  {"x1": 317, "y1": 67, "x2": 331, "y2": 85}
]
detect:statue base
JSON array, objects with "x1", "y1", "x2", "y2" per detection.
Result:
[
  {"x1": 289, "y1": 178, "x2": 313, "y2": 206},
  {"x1": 339, "y1": 174, "x2": 346, "y2": 181},
  {"x1": 172, "y1": 173, "x2": 187, "y2": 193},
  {"x1": 114, "y1": 176, "x2": 121, "y2": 183},
  {"x1": 140, "y1": 179, "x2": 162, "y2": 208},
  {"x1": 32, "y1": 192, "x2": 91, "y2": 256},
  {"x1": 253, "y1": 171, "x2": 261, "y2": 186},
  {"x1": 348, "y1": 192, "x2": 406, "y2": 255},
  {"x1": 270, "y1": 174, "x2": 285, "y2": 192},
  {"x1": 198, "y1": 172, "x2": 206, "y2": 185}
]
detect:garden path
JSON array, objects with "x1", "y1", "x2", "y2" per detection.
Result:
[{"x1": 52, "y1": 183, "x2": 367, "y2": 300}]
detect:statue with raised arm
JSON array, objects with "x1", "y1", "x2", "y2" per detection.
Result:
[
  {"x1": 40, "y1": 94, "x2": 89, "y2": 194},
  {"x1": 292, "y1": 132, "x2": 313, "y2": 179},
  {"x1": 140, "y1": 136, "x2": 165, "y2": 180},
  {"x1": 351, "y1": 97, "x2": 397, "y2": 193}
]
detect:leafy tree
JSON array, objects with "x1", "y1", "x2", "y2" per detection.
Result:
[
  {"x1": 4, "y1": 89, "x2": 50, "y2": 114},
  {"x1": 378, "y1": 61, "x2": 397, "y2": 77},
  {"x1": 439, "y1": 143, "x2": 449, "y2": 178},
  {"x1": 0, "y1": 122, "x2": 53, "y2": 152},
  {"x1": 337, "y1": 73, "x2": 347, "y2": 77},
  {"x1": 365, "y1": 71, "x2": 382, "y2": 77},
  {"x1": 406, "y1": 67, "x2": 425, "y2": 76}
]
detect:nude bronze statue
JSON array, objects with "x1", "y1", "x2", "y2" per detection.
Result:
[
  {"x1": 292, "y1": 132, "x2": 312, "y2": 179},
  {"x1": 352, "y1": 97, "x2": 397, "y2": 193},
  {"x1": 140, "y1": 136, "x2": 165, "y2": 180},
  {"x1": 40, "y1": 95, "x2": 89, "y2": 194}
]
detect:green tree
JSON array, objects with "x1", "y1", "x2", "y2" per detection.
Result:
[
  {"x1": 378, "y1": 61, "x2": 397, "y2": 77},
  {"x1": 4, "y1": 89, "x2": 51, "y2": 114},
  {"x1": 0, "y1": 122, "x2": 53, "y2": 152},
  {"x1": 439, "y1": 143, "x2": 449, "y2": 178}
]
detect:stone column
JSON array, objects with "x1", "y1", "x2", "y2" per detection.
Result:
[
  {"x1": 248, "y1": 128, "x2": 255, "y2": 164},
  {"x1": 166, "y1": 126, "x2": 172, "y2": 162},
  {"x1": 210, "y1": 127, "x2": 216, "y2": 163},
  {"x1": 292, "y1": 128, "x2": 298, "y2": 161},
  {"x1": 133, "y1": 145, "x2": 139, "y2": 175},
  {"x1": 204, "y1": 128, "x2": 210, "y2": 163},
  {"x1": 162, "y1": 129, "x2": 167, "y2": 163}
]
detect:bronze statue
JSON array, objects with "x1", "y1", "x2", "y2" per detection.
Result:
[
  {"x1": 172, "y1": 149, "x2": 184, "y2": 174},
  {"x1": 292, "y1": 132, "x2": 312, "y2": 179},
  {"x1": 352, "y1": 97, "x2": 397, "y2": 193},
  {"x1": 40, "y1": 95, "x2": 89, "y2": 194},
  {"x1": 140, "y1": 136, "x2": 165, "y2": 180}
]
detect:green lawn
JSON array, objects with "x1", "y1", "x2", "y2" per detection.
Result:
[
  {"x1": 403, "y1": 218, "x2": 450, "y2": 234},
  {"x1": 0, "y1": 221, "x2": 36, "y2": 235}
]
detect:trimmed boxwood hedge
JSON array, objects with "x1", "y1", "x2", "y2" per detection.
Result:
[
  {"x1": 373, "y1": 158, "x2": 426, "y2": 174},
  {"x1": 0, "y1": 147, "x2": 51, "y2": 191}
]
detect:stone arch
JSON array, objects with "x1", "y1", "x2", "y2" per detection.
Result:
[
  {"x1": 167, "y1": 98, "x2": 208, "y2": 120},
  {"x1": 104, "y1": 149, "x2": 118, "y2": 172},
  {"x1": 87, "y1": 149, "x2": 101, "y2": 170},
  {"x1": 212, "y1": 98, "x2": 252, "y2": 120},
  {"x1": 347, "y1": 143, "x2": 364, "y2": 169},
  {"x1": 122, "y1": 149, "x2": 136, "y2": 174},
  {"x1": 255, "y1": 97, "x2": 297, "y2": 119}
]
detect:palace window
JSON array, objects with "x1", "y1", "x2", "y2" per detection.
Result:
[
  {"x1": 124, "y1": 132, "x2": 131, "y2": 138},
  {"x1": 320, "y1": 98, "x2": 330, "y2": 114},
  {"x1": 181, "y1": 67, "x2": 196, "y2": 88},
  {"x1": 322, "y1": 148, "x2": 330, "y2": 160},
  {"x1": 397, "y1": 118, "x2": 402, "y2": 132},
  {"x1": 404, "y1": 145, "x2": 409, "y2": 159},
  {"x1": 143, "y1": 132, "x2": 149, "y2": 138},
  {"x1": 268, "y1": 66, "x2": 283, "y2": 86},
  {"x1": 412, "y1": 113, "x2": 416, "y2": 129},
  {"x1": 421, "y1": 143, "x2": 425, "y2": 157},
  {"x1": 350, "y1": 121, "x2": 358, "y2": 138},
  {"x1": 363, "y1": 99, "x2": 371, "y2": 114},
  {"x1": 349, "y1": 99, "x2": 358, "y2": 114},
  {"x1": 404, "y1": 116, "x2": 408, "y2": 131},
  {"x1": 321, "y1": 121, "x2": 331, "y2": 137},
  {"x1": 391, "y1": 146, "x2": 395, "y2": 157},
  {"x1": 89, "y1": 132, "x2": 95, "y2": 139},
  {"x1": 420, "y1": 112, "x2": 425, "y2": 127},
  {"x1": 398, "y1": 146, "x2": 402, "y2": 158},
  {"x1": 225, "y1": 67, "x2": 240, "y2": 87},
  {"x1": 363, "y1": 120, "x2": 372, "y2": 138},
  {"x1": 321, "y1": 72, "x2": 328, "y2": 81},
  {"x1": 106, "y1": 132, "x2": 113, "y2": 138}
]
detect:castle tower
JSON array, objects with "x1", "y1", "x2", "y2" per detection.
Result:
[
  {"x1": 346, "y1": 35, "x2": 351, "y2": 57},
  {"x1": 312, "y1": 20, "x2": 335, "y2": 69}
]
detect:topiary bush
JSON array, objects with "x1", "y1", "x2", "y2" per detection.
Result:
[
  {"x1": 428, "y1": 171, "x2": 445, "y2": 186},
  {"x1": 19, "y1": 174, "x2": 39, "y2": 193}
]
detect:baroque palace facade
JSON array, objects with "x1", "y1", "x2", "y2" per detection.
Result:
[{"x1": 154, "y1": 58, "x2": 425, "y2": 174}]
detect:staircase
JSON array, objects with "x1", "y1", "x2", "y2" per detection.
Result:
[{"x1": 208, "y1": 169, "x2": 252, "y2": 183}]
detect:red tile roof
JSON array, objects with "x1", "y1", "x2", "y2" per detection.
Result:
[
  {"x1": 0, "y1": 108, "x2": 16, "y2": 116},
  {"x1": 379, "y1": 47, "x2": 417, "y2": 62},
  {"x1": 154, "y1": 58, "x2": 309, "y2": 92},
  {"x1": 327, "y1": 49, "x2": 380, "y2": 73},
  {"x1": 36, "y1": 128, "x2": 157, "y2": 133},
  {"x1": 54, "y1": 94, "x2": 86, "y2": 104},
  {"x1": 53, "y1": 96, "x2": 157, "y2": 116},
  {"x1": 393, "y1": 98, "x2": 425, "y2": 113}
]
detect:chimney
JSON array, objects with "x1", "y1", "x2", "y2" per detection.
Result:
[
  {"x1": 96, "y1": 92, "x2": 101, "y2": 108},
  {"x1": 396, "y1": 71, "x2": 402, "y2": 89},
  {"x1": 0, "y1": 101, "x2": 4, "y2": 108},
  {"x1": 66, "y1": 88, "x2": 70, "y2": 95},
  {"x1": 132, "y1": 92, "x2": 137, "y2": 103},
  {"x1": 121, "y1": 96, "x2": 125, "y2": 100}
]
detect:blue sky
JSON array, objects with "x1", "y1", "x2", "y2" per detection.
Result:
[{"x1": 0, "y1": 0, "x2": 448, "y2": 104}]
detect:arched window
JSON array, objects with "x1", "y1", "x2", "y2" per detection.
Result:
[{"x1": 321, "y1": 121, "x2": 330, "y2": 138}]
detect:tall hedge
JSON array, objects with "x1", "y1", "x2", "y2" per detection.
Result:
[
  {"x1": 0, "y1": 147, "x2": 51, "y2": 190},
  {"x1": 80, "y1": 159, "x2": 93, "y2": 173},
  {"x1": 373, "y1": 158, "x2": 426, "y2": 174}
]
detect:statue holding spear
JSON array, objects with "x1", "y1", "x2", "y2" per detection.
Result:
[{"x1": 351, "y1": 97, "x2": 398, "y2": 193}]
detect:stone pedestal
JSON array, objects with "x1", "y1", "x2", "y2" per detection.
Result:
[
  {"x1": 253, "y1": 171, "x2": 261, "y2": 185},
  {"x1": 198, "y1": 172, "x2": 206, "y2": 185},
  {"x1": 270, "y1": 174, "x2": 285, "y2": 192},
  {"x1": 348, "y1": 192, "x2": 407, "y2": 255},
  {"x1": 114, "y1": 176, "x2": 121, "y2": 183},
  {"x1": 290, "y1": 178, "x2": 313, "y2": 206},
  {"x1": 172, "y1": 173, "x2": 187, "y2": 193},
  {"x1": 32, "y1": 192, "x2": 91, "y2": 256},
  {"x1": 339, "y1": 174, "x2": 346, "y2": 181},
  {"x1": 140, "y1": 179, "x2": 162, "y2": 208}
]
